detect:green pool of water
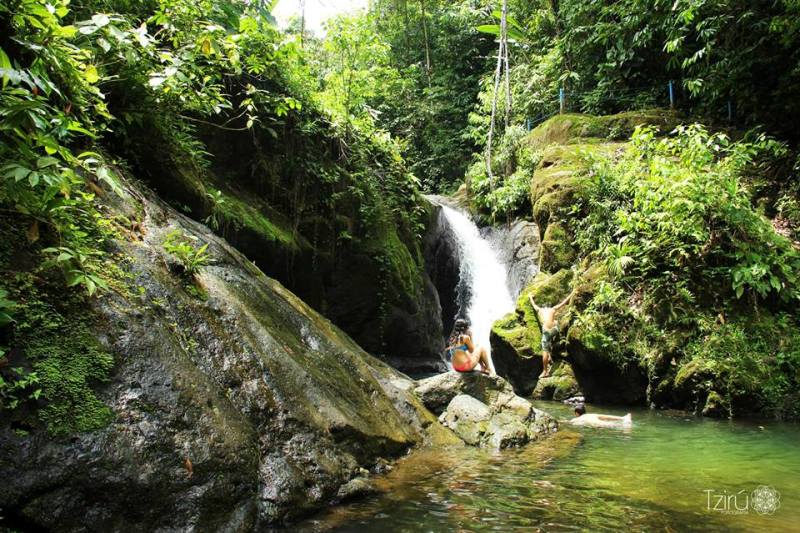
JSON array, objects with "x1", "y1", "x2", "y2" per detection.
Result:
[{"x1": 297, "y1": 401, "x2": 800, "y2": 532}]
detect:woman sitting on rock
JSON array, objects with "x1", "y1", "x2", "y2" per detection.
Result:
[{"x1": 445, "y1": 318, "x2": 495, "y2": 375}]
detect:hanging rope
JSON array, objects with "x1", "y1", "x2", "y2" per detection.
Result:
[{"x1": 485, "y1": 0, "x2": 511, "y2": 190}]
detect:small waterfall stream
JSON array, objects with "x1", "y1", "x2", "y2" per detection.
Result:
[{"x1": 440, "y1": 205, "x2": 515, "y2": 353}]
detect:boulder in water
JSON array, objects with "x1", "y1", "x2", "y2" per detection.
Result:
[
  {"x1": 533, "y1": 363, "x2": 582, "y2": 401},
  {"x1": 414, "y1": 372, "x2": 514, "y2": 415},
  {"x1": 419, "y1": 373, "x2": 557, "y2": 448}
]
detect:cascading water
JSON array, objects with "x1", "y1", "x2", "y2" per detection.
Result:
[{"x1": 440, "y1": 205, "x2": 515, "y2": 353}]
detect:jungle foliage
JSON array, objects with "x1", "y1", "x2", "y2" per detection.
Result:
[
  {"x1": 572, "y1": 126, "x2": 800, "y2": 417},
  {"x1": 0, "y1": 0, "x2": 424, "y2": 431}
]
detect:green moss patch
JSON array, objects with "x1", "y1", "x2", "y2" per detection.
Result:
[
  {"x1": 5, "y1": 273, "x2": 114, "y2": 436},
  {"x1": 539, "y1": 223, "x2": 577, "y2": 272},
  {"x1": 525, "y1": 109, "x2": 680, "y2": 150},
  {"x1": 213, "y1": 189, "x2": 302, "y2": 250}
]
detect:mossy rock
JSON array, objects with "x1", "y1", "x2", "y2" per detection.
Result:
[
  {"x1": 490, "y1": 313, "x2": 542, "y2": 395},
  {"x1": 529, "y1": 143, "x2": 621, "y2": 230},
  {"x1": 524, "y1": 110, "x2": 681, "y2": 150},
  {"x1": 702, "y1": 391, "x2": 728, "y2": 418},
  {"x1": 539, "y1": 222, "x2": 577, "y2": 272},
  {"x1": 533, "y1": 362, "x2": 581, "y2": 401},
  {"x1": 526, "y1": 270, "x2": 574, "y2": 312}
]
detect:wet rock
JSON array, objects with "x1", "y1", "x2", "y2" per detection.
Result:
[
  {"x1": 567, "y1": 325, "x2": 648, "y2": 405},
  {"x1": 0, "y1": 176, "x2": 454, "y2": 531},
  {"x1": 439, "y1": 395, "x2": 491, "y2": 445},
  {"x1": 701, "y1": 391, "x2": 728, "y2": 418},
  {"x1": 423, "y1": 198, "x2": 465, "y2": 339},
  {"x1": 482, "y1": 220, "x2": 541, "y2": 298},
  {"x1": 421, "y1": 373, "x2": 557, "y2": 448},
  {"x1": 485, "y1": 412, "x2": 529, "y2": 449},
  {"x1": 335, "y1": 477, "x2": 376, "y2": 502},
  {"x1": 414, "y1": 372, "x2": 514, "y2": 415},
  {"x1": 533, "y1": 363, "x2": 582, "y2": 401},
  {"x1": 125, "y1": 119, "x2": 448, "y2": 376}
]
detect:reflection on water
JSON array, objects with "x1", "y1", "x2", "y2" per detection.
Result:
[{"x1": 297, "y1": 402, "x2": 800, "y2": 532}]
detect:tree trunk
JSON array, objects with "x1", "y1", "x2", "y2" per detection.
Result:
[{"x1": 420, "y1": 0, "x2": 432, "y2": 86}]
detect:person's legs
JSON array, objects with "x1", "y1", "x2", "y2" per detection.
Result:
[
  {"x1": 475, "y1": 346, "x2": 495, "y2": 376},
  {"x1": 540, "y1": 350, "x2": 551, "y2": 378}
]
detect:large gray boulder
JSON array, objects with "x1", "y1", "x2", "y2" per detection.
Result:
[
  {"x1": 414, "y1": 372, "x2": 514, "y2": 415},
  {"x1": 0, "y1": 176, "x2": 459, "y2": 531},
  {"x1": 418, "y1": 373, "x2": 558, "y2": 448},
  {"x1": 483, "y1": 219, "x2": 541, "y2": 298}
]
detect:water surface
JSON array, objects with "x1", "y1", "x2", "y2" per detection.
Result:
[{"x1": 298, "y1": 402, "x2": 800, "y2": 532}]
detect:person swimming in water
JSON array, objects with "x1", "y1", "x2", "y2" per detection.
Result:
[
  {"x1": 445, "y1": 318, "x2": 495, "y2": 375},
  {"x1": 570, "y1": 404, "x2": 632, "y2": 429},
  {"x1": 528, "y1": 289, "x2": 574, "y2": 378}
]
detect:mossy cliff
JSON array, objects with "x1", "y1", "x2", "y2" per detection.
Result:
[
  {"x1": 106, "y1": 98, "x2": 445, "y2": 372},
  {"x1": 483, "y1": 111, "x2": 800, "y2": 419},
  {"x1": 0, "y1": 172, "x2": 460, "y2": 530}
]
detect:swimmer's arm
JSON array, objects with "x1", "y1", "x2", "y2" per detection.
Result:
[{"x1": 595, "y1": 414, "x2": 625, "y2": 421}]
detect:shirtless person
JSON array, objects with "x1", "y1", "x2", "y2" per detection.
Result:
[
  {"x1": 570, "y1": 404, "x2": 632, "y2": 429},
  {"x1": 528, "y1": 289, "x2": 574, "y2": 378}
]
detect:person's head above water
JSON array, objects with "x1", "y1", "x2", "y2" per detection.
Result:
[{"x1": 574, "y1": 404, "x2": 586, "y2": 416}]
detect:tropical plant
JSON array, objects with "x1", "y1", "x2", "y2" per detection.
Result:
[{"x1": 162, "y1": 230, "x2": 211, "y2": 276}]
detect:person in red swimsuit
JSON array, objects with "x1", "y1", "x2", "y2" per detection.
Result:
[{"x1": 445, "y1": 318, "x2": 495, "y2": 375}]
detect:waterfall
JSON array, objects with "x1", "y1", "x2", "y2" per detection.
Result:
[{"x1": 440, "y1": 205, "x2": 515, "y2": 353}]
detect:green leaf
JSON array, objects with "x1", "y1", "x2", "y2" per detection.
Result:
[
  {"x1": 476, "y1": 24, "x2": 501, "y2": 36},
  {"x1": 0, "y1": 46, "x2": 11, "y2": 88},
  {"x1": 97, "y1": 165, "x2": 123, "y2": 195},
  {"x1": 84, "y1": 65, "x2": 100, "y2": 84},
  {"x1": 92, "y1": 14, "x2": 110, "y2": 27},
  {"x1": 36, "y1": 156, "x2": 59, "y2": 169},
  {"x1": 239, "y1": 16, "x2": 258, "y2": 33}
]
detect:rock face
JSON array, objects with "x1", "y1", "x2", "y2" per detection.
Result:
[
  {"x1": 423, "y1": 197, "x2": 465, "y2": 339},
  {"x1": 0, "y1": 177, "x2": 459, "y2": 531},
  {"x1": 117, "y1": 117, "x2": 448, "y2": 375},
  {"x1": 482, "y1": 219, "x2": 541, "y2": 298},
  {"x1": 415, "y1": 372, "x2": 557, "y2": 448}
]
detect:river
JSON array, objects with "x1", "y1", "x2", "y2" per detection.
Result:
[{"x1": 297, "y1": 401, "x2": 800, "y2": 531}]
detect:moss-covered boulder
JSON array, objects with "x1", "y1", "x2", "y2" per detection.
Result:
[
  {"x1": 523, "y1": 110, "x2": 681, "y2": 151},
  {"x1": 532, "y1": 362, "x2": 581, "y2": 401},
  {"x1": 539, "y1": 222, "x2": 577, "y2": 273},
  {"x1": 0, "y1": 174, "x2": 459, "y2": 530},
  {"x1": 490, "y1": 312, "x2": 542, "y2": 395},
  {"x1": 490, "y1": 270, "x2": 574, "y2": 394},
  {"x1": 530, "y1": 143, "x2": 621, "y2": 232}
]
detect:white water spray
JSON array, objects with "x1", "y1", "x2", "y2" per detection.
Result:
[{"x1": 441, "y1": 205, "x2": 515, "y2": 353}]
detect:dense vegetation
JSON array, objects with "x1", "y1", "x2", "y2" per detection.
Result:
[
  {"x1": 489, "y1": 113, "x2": 800, "y2": 418},
  {"x1": 573, "y1": 125, "x2": 800, "y2": 417},
  {"x1": 0, "y1": 0, "x2": 427, "y2": 433},
  {"x1": 2, "y1": 0, "x2": 800, "y2": 432}
]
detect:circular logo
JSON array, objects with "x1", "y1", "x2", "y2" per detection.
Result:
[{"x1": 750, "y1": 485, "x2": 781, "y2": 515}]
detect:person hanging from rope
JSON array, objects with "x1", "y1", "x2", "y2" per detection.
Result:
[{"x1": 528, "y1": 288, "x2": 574, "y2": 378}]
